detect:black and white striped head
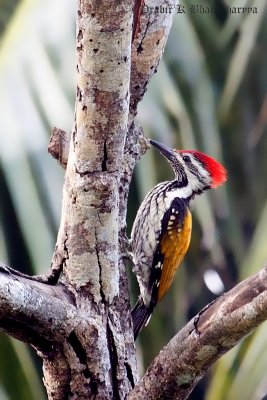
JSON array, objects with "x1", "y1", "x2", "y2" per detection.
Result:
[{"x1": 149, "y1": 139, "x2": 227, "y2": 198}]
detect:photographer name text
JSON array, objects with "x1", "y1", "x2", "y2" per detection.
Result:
[{"x1": 143, "y1": 5, "x2": 258, "y2": 15}]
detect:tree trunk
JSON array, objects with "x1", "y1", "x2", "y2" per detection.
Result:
[
  {"x1": 0, "y1": 1, "x2": 177, "y2": 399},
  {"x1": 1, "y1": 1, "x2": 267, "y2": 399},
  {"x1": 43, "y1": 1, "x2": 177, "y2": 397}
]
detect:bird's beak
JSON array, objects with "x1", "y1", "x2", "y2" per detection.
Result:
[{"x1": 149, "y1": 139, "x2": 174, "y2": 161}]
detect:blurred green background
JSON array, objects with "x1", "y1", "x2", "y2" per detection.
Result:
[{"x1": 0, "y1": 0, "x2": 267, "y2": 399}]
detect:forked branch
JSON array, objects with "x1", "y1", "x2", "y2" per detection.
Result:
[{"x1": 1, "y1": 262, "x2": 267, "y2": 400}]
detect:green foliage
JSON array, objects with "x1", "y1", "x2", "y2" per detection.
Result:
[
  {"x1": 0, "y1": 0, "x2": 20, "y2": 37},
  {"x1": 134, "y1": 1, "x2": 267, "y2": 398},
  {"x1": 0, "y1": 0, "x2": 267, "y2": 399},
  {"x1": 0, "y1": 334, "x2": 45, "y2": 400}
]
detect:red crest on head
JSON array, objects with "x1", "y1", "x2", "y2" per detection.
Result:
[{"x1": 179, "y1": 150, "x2": 227, "y2": 188}]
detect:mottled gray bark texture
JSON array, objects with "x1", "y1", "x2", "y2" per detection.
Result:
[
  {"x1": 0, "y1": 1, "x2": 178, "y2": 399},
  {"x1": 44, "y1": 1, "x2": 178, "y2": 397},
  {"x1": 2, "y1": 261, "x2": 267, "y2": 399},
  {"x1": 47, "y1": 2, "x2": 136, "y2": 398},
  {"x1": 4, "y1": 1, "x2": 267, "y2": 400},
  {"x1": 129, "y1": 266, "x2": 267, "y2": 400}
]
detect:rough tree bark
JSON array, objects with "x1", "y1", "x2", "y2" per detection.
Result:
[
  {"x1": 128, "y1": 265, "x2": 267, "y2": 399},
  {"x1": 1, "y1": 1, "x2": 267, "y2": 400}
]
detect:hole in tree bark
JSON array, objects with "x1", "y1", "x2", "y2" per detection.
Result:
[
  {"x1": 125, "y1": 362, "x2": 135, "y2": 388},
  {"x1": 107, "y1": 322, "x2": 120, "y2": 399},
  {"x1": 67, "y1": 331, "x2": 87, "y2": 364},
  {"x1": 101, "y1": 140, "x2": 108, "y2": 171}
]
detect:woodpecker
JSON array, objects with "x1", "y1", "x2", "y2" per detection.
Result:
[{"x1": 131, "y1": 139, "x2": 227, "y2": 339}]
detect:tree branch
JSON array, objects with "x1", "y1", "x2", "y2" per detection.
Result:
[
  {"x1": 130, "y1": 0, "x2": 178, "y2": 115},
  {"x1": 48, "y1": 1, "x2": 178, "y2": 168},
  {"x1": 48, "y1": 127, "x2": 70, "y2": 168},
  {"x1": 0, "y1": 264, "x2": 77, "y2": 348},
  {"x1": 7, "y1": 2, "x2": 265, "y2": 399},
  {"x1": 129, "y1": 265, "x2": 267, "y2": 400}
]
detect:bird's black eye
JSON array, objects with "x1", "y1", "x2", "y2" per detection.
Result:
[{"x1": 182, "y1": 155, "x2": 191, "y2": 163}]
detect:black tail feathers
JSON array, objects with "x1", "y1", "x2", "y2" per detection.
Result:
[{"x1": 131, "y1": 298, "x2": 152, "y2": 340}]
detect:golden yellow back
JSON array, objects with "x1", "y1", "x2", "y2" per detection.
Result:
[{"x1": 158, "y1": 209, "x2": 192, "y2": 301}]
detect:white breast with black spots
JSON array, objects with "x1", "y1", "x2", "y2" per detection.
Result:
[{"x1": 130, "y1": 181, "x2": 180, "y2": 300}]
